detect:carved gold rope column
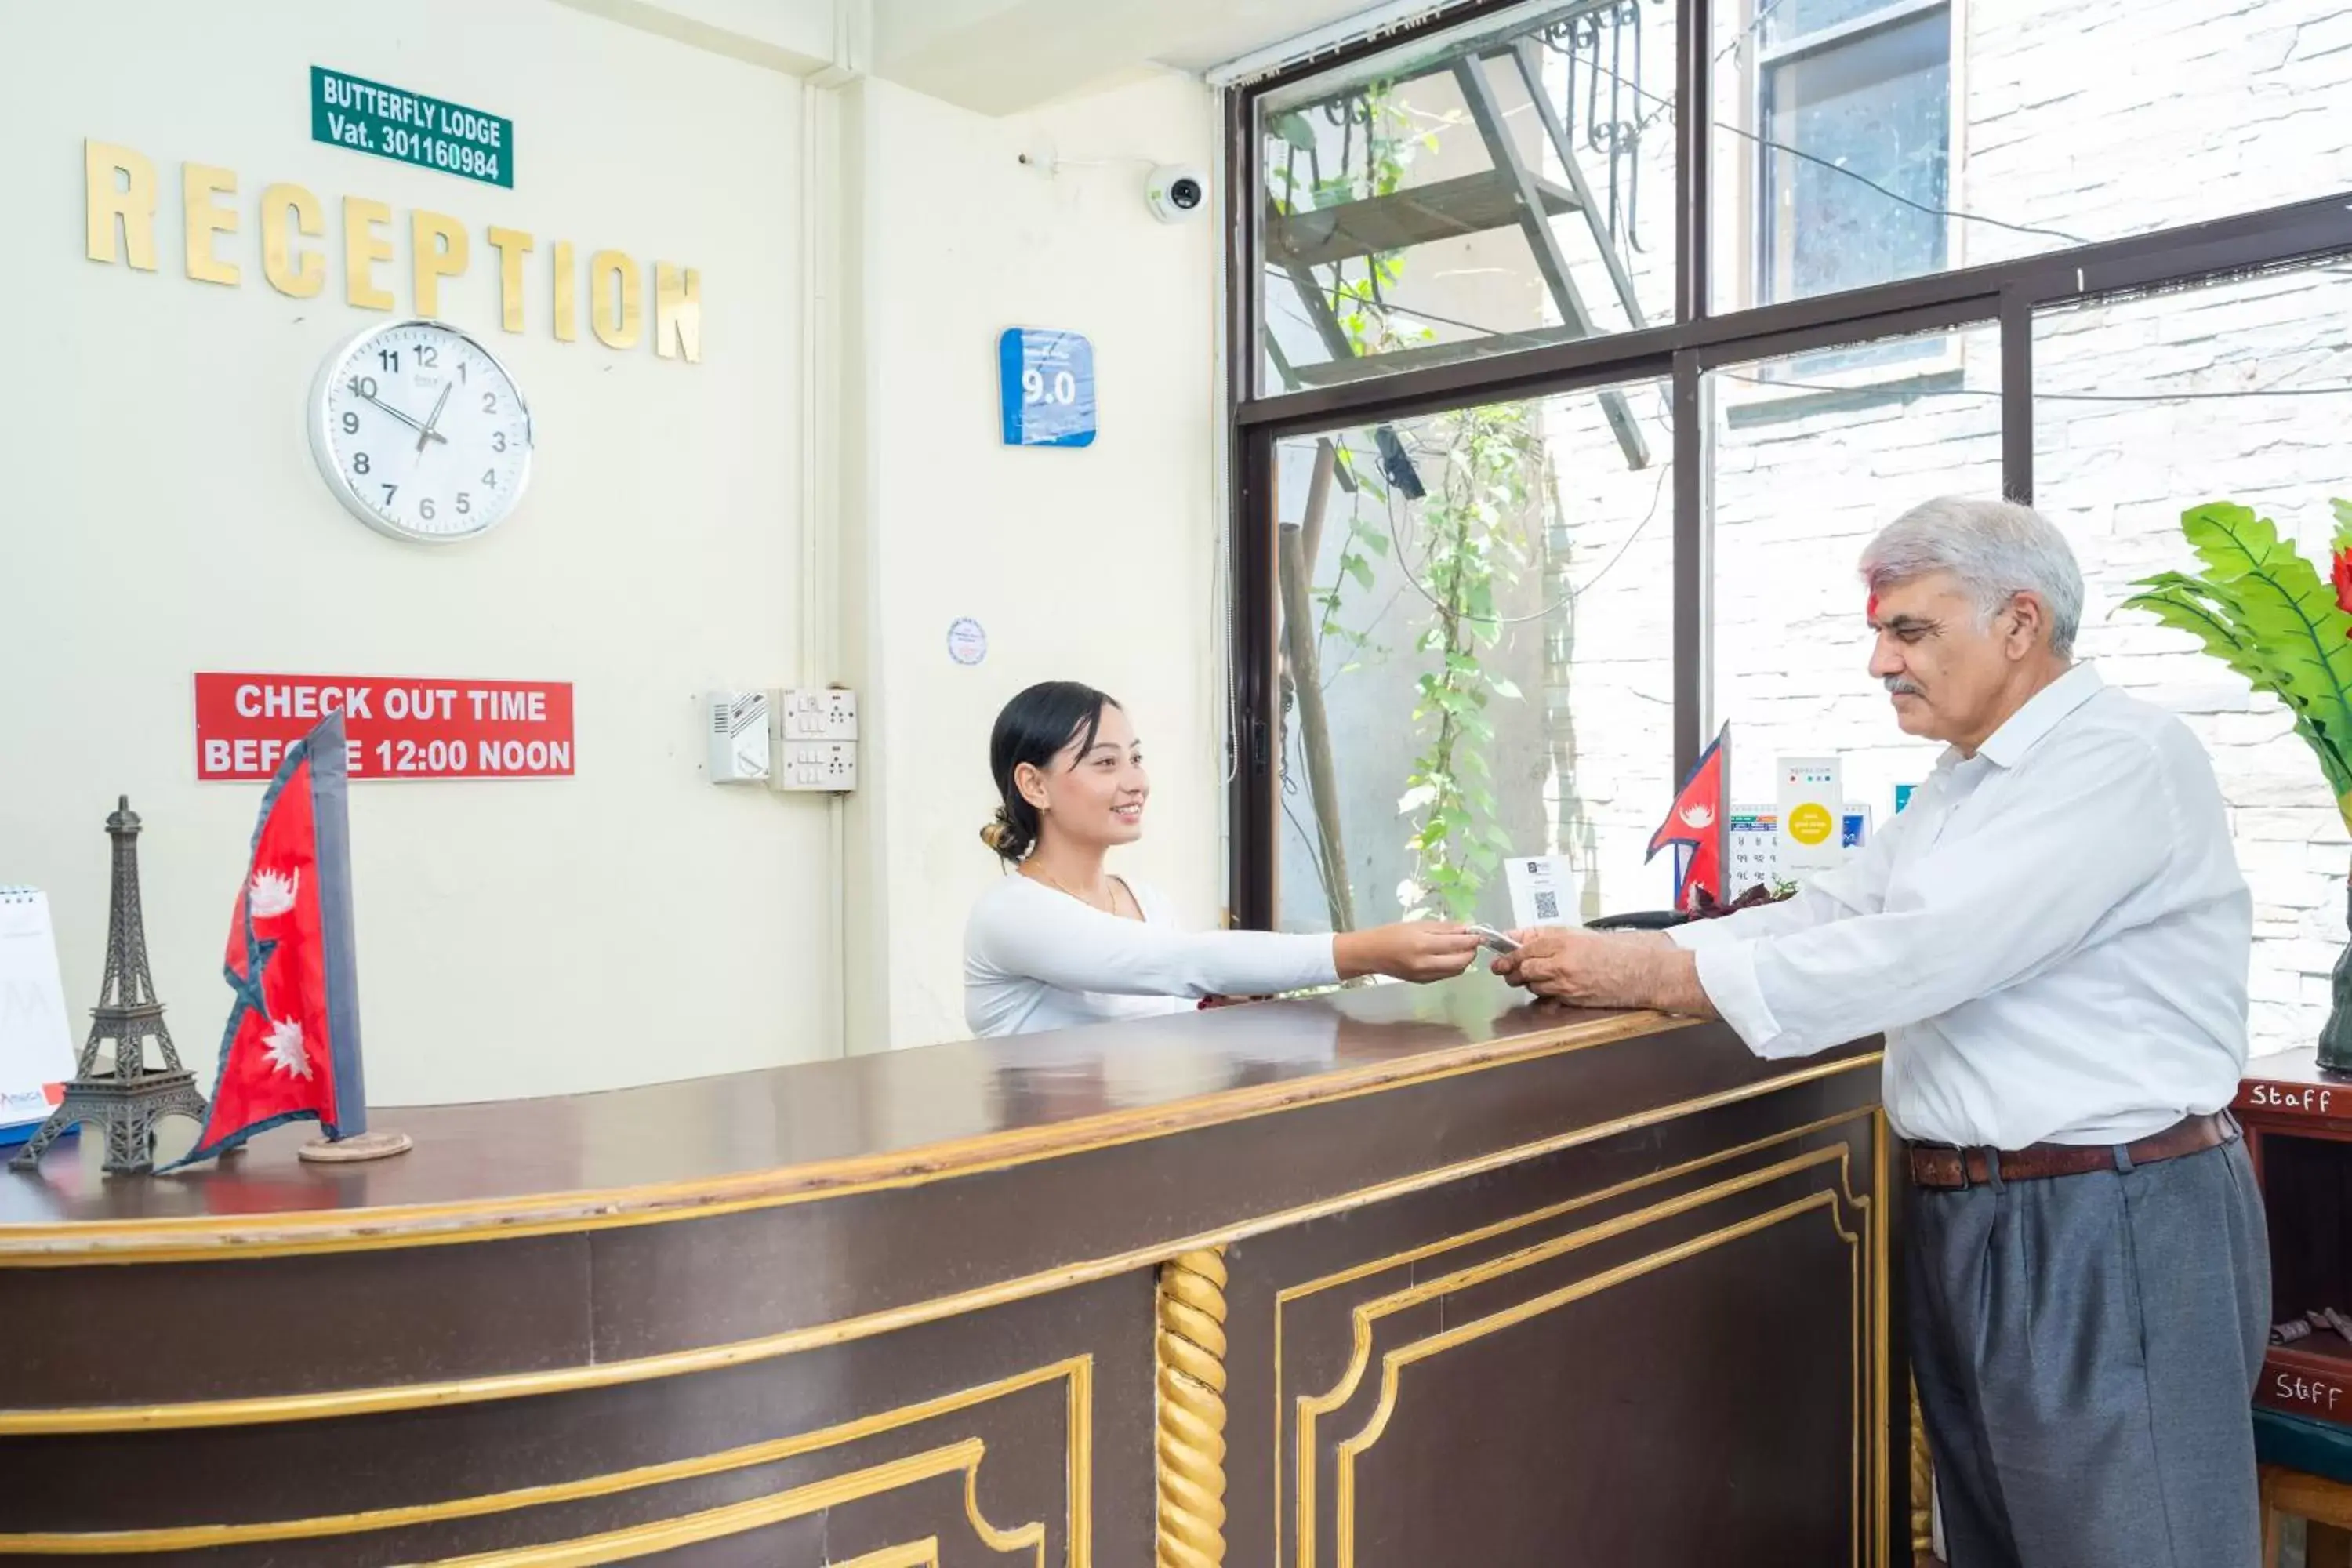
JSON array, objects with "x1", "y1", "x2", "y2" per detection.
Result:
[
  {"x1": 1909, "y1": 1376, "x2": 1934, "y2": 1559},
  {"x1": 1155, "y1": 1247, "x2": 1229, "y2": 1568}
]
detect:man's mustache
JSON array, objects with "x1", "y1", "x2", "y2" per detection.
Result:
[{"x1": 1885, "y1": 677, "x2": 1926, "y2": 697}]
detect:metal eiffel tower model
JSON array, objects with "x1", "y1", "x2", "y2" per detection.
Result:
[{"x1": 11, "y1": 798, "x2": 208, "y2": 1174}]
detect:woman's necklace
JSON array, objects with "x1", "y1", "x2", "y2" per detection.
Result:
[{"x1": 1030, "y1": 866, "x2": 1119, "y2": 916}]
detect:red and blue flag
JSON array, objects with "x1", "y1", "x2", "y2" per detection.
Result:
[
  {"x1": 169, "y1": 713, "x2": 368, "y2": 1166},
  {"x1": 1647, "y1": 724, "x2": 1729, "y2": 913}
]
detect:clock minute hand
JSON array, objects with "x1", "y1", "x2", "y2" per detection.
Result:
[
  {"x1": 414, "y1": 383, "x2": 454, "y2": 454},
  {"x1": 358, "y1": 390, "x2": 448, "y2": 446}
]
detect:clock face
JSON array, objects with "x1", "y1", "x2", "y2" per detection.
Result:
[{"x1": 309, "y1": 319, "x2": 533, "y2": 544}]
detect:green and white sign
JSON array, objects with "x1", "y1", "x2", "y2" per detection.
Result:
[{"x1": 311, "y1": 66, "x2": 512, "y2": 189}]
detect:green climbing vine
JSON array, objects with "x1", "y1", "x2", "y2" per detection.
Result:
[
  {"x1": 1396, "y1": 404, "x2": 1540, "y2": 921},
  {"x1": 1265, "y1": 83, "x2": 1545, "y2": 927}
]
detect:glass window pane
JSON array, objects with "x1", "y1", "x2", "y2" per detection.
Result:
[
  {"x1": 2034, "y1": 260, "x2": 2352, "y2": 1060},
  {"x1": 1760, "y1": 11, "x2": 1949, "y2": 305},
  {"x1": 1704, "y1": 321, "x2": 2001, "y2": 837},
  {"x1": 1710, "y1": 0, "x2": 2352, "y2": 316},
  {"x1": 1272, "y1": 377, "x2": 1677, "y2": 935},
  {"x1": 1761, "y1": 0, "x2": 1908, "y2": 48},
  {"x1": 1256, "y1": 0, "x2": 1678, "y2": 398}
]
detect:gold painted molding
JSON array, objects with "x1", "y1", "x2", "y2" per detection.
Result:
[
  {"x1": 0, "y1": 1359, "x2": 1093, "y2": 1556},
  {"x1": 416, "y1": 1439, "x2": 1044, "y2": 1567},
  {"x1": 1272, "y1": 1105, "x2": 1880, "y2": 1568},
  {"x1": 0, "y1": 1054, "x2": 1878, "y2": 1436},
  {"x1": 1911, "y1": 1378, "x2": 1933, "y2": 1556},
  {"x1": 1157, "y1": 1247, "x2": 1230, "y2": 1568},
  {"x1": 1289, "y1": 1140, "x2": 1878, "y2": 1568},
  {"x1": 834, "y1": 1542, "x2": 941, "y2": 1568},
  {"x1": 1327, "y1": 1191, "x2": 1864, "y2": 1568},
  {"x1": 1874, "y1": 1111, "x2": 1892, "y2": 1568},
  {"x1": 0, "y1": 1012, "x2": 1708, "y2": 1266}
]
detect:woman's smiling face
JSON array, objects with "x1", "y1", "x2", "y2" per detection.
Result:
[{"x1": 1018, "y1": 702, "x2": 1148, "y2": 851}]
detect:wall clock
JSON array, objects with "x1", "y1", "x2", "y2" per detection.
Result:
[{"x1": 308, "y1": 318, "x2": 533, "y2": 544}]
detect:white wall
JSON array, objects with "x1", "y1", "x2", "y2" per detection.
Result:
[
  {"x1": 0, "y1": 0, "x2": 820, "y2": 1103},
  {"x1": 2, "y1": 2, "x2": 1229, "y2": 1105},
  {"x1": 838, "y1": 71, "x2": 1222, "y2": 1049}
]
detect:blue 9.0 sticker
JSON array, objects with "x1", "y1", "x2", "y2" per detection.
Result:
[{"x1": 999, "y1": 328, "x2": 1096, "y2": 448}]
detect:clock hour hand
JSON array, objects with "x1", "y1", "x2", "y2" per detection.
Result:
[
  {"x1": 358, "y1": 390, "x2": 448, "y2": 446},
  {"x1": 413, "y1": 383, "x2": 454, "y2": 454}
]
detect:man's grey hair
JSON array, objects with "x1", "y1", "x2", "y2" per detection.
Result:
[{"x1": 1859, "y1": 496, "x2": 2085, "y2": 658}]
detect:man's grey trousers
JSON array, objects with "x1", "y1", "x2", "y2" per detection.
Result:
[{"x1": 1909, "y1": 1134, "x2": 2270, "y2": 1567}]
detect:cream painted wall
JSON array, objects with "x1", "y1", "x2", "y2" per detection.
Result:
[
  {"x1": 837, "y1": 71, "x2": 1223, "y2": 1048},
  {"x1": 2, "y1": 2, "x2": 1228, "y2": 1109},
  {"x1": 0, "y1": 1, "x2": 819, "y2": 1104}
]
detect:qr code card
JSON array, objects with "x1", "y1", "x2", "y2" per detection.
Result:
[{"x1": 1504, "y1": 855, "x2": 1581, "y2": 929}]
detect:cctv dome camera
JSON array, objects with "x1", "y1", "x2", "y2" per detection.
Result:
[{"x1": 1146, "y1": 165, "x2": 1208, "y2": 223}]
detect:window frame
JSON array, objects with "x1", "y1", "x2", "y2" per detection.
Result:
[{"x1": 1223, "y1": 0, "x2": 2352, "y2": 935}]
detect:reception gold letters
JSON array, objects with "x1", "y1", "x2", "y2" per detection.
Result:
[
  {"x1": 588, "y1": 250, "x2": 641, "y2": 350},
  {"x1": 655, "y1": 263, "x2": 701, "y2": 363},
  {"x1": 82, "y1": 139, "x2": 703, "y2": 361},
  {"x1": 260, "y1": 183, "x2": 325, "y2": 298},
  {"x1": 410, "y1": 209, "x2": 467, "y2": 318},
  {"x1": 85, "y1": 142, "x2": 157, "y2": 270},
  {"x1": 343, "y1": 196, "x2": 396, "y2": 310},
  {"x1": 181, "y1": 164, "x2": 239, "y2": 286},
  {"x1": 486, "y1": 225, "x2": 532, "y2": 334}
]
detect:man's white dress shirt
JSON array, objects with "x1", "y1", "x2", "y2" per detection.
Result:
[{"x1": 1671, "y1": 663, "x2": 2251, "y2": 1149}]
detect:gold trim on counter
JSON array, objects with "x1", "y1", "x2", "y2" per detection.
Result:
[
  {"x1": 834, "y1": 1542, "x2": 942, "y2": 1568},
  {"x1": 1156, "y1": 1248, "x2": 1230, "y2": 1568},
  {"x1": 0, "y1": 1054, "x2": 1878, "y2": 1436},
  {"x1": 1271, "y1": 1105, "x2": 1878, "y2": 1566},
  {"x1": 1290, "y1": 1142, "x2": 1874, "y2": 1568},
  {"x1": 1325, "y1": 1190, "x2": 1862, "y2": 1568},
  {"x1": 0, "y1": 1359, "x2": 1092, "y2": 1556},
  {"x1": 1911, "y1": 1377, "x2": 1934, "y2": 1556},
  {"x1": 0, "y1": 1013, "x2": 1711, "y2": 1266},
  {"x1": 413, "y1": 1439, "x2": 1044, "y2": 1567},
  {"x1": 1875, "y1": 1109, "x2": 1893, "y2": 1567}
]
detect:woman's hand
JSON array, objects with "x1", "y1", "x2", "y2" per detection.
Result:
[{"x1": 1334, "y1": 921, "x2": 1484, "y2": 983}]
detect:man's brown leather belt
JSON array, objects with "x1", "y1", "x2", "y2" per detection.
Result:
[{"x1": 1907, "y1": 1111, "x2": 2238, "y2": 1189}]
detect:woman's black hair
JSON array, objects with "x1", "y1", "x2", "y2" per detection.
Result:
[{"x1": 982, "y1": 681, "x2": 1122, "y2": 862}]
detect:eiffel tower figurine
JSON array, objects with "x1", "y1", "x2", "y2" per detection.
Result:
[{"x1": 11, "y1": 798, "x2": 208, "y2": 1174}]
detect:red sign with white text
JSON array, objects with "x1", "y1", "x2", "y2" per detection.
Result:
[{"x1": 194, "y1": 673, "x2": 575, "y2": 782}]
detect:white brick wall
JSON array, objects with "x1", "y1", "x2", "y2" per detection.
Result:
[{"x1": 1548, "y1": 0, "x2": 2352, "y2": 1058}]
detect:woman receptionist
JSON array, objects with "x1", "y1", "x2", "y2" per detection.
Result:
[{"x1": 964, "y1": 681, "x2": 1482, "y2": 1038}]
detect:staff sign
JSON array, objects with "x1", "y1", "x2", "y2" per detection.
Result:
[{"x1": 998, "y1": 328, "x2": 1096, "y2": 448}]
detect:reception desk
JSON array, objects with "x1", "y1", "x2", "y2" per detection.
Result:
[{"x1": 0, "y1": 975, "x2": 1901, "y2": 1566}]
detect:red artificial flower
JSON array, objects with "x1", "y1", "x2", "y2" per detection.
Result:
[{"x1": 2333, "y1": 546, "x2": 2352, "y2": 622}]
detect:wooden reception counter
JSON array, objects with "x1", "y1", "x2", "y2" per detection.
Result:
[{"x1": 0, "y1": 975, "x2": 1901, "y2": 1566}]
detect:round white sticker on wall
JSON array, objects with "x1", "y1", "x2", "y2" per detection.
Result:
[{"x1": 947, "y1": 618, "x2": 988, "y2": 666}]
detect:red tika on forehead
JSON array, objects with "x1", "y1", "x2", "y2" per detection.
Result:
[{"x1": 1867, "y1": 591, "x2": 1880, "y2": 622}]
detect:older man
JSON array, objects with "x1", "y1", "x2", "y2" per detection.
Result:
[{"x1": 1498, "y1": 496, "x2": 2267, "y2": 1567}]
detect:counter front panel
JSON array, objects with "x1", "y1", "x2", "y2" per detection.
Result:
[{"x1": 0, "y1": 975, "x2": 1901, "y2": 1566}]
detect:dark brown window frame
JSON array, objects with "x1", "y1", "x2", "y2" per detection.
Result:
[{"x1": 1223, "y1": 0, "x2": 2352, "y2": 931}]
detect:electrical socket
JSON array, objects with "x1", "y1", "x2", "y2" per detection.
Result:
[
  {"x1": 777, "y1": 740, "x2": 856, "y2": 793},
  {"x1": 777, "y1": 688, "x2": 858, "y2": 742}
]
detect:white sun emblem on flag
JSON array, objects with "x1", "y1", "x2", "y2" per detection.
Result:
[
  {"x1": 261, "y1": 1017, "x2": 312, "y2": 1079},
  {"x1": 249, "y1": 869, "x2": 299, "y2": 920},
  {"x1": 1679, "y1": 804, "x2": 1715, "y2": 830}
]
